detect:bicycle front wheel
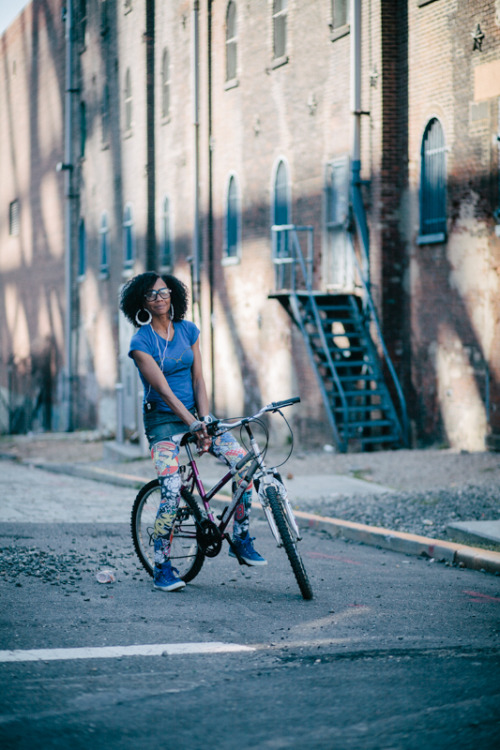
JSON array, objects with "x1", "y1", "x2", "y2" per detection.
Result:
[
  {"x1": 131, "y1": 479, "x2": 205, "y2": 582},
  {"x1": 266, "y1": 485, "x2": 313, "y2": 600}
]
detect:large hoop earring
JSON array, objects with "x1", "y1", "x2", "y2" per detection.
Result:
[
  {"x1": 169, "y1": 304, "x2": 175, "y2": 321},
  {"x1": 135, "y1": 308, "x2": 152, "y2": 326}
]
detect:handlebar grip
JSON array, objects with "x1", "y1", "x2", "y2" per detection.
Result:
[{"x1": 270, "y1": 396, "x2": 300, "y2": 410}]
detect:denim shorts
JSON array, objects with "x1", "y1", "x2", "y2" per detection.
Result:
[{"x1": 143, "y1": 410, "x2": 188, "y2": 450}]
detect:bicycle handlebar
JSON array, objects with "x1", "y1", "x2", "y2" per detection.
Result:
[
  {"x1": 179, "y1": 397, "x2": 301, "y2": 446},
  {"x1": 212, "y1": 396, "x2": 300, "y2": 432}
]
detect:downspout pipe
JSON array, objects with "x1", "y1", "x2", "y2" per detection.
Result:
[
  {"x1": 350, "y1": 0, "x2": 370, "y2": 289},
  {"x1": 145, "y1": 0, "x2": 156, "y2": 270},
  {"x1": 63, "y1": 1, "x2": 74, "y2": 431},
  {"x1": 192, "y1": 1, "x2": 201, "y2": 319},
  {"x1": 207, "y1": 0, "x2": 215, "y2": 410}
]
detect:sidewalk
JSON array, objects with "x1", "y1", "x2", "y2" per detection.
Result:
[{"x1": 1, "y1": 432, "x2": 500, "y2": 575}]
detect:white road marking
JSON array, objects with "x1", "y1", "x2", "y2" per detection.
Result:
[{"x1": 0, "y1": 642, "x2": 255, "y2": 663}]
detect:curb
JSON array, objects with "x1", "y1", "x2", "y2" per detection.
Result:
[
  {"x1": 17, "y1": 459, "x2": 500, "y2": 576},
  {"x1": 292, "y1": 510, "x2": 500, "y2": 575}
]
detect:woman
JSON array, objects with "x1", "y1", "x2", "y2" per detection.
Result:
[{"x1": 120, "y1": 272, "x2": 266, "y2": 592}]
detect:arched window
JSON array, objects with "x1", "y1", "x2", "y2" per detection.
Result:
[
  {"x1": 273, "y1": 159, "x2": 290, "y2": 253},
  {"x1": 78, "y1": 218, "x2": 86, "y2": 278},
  {"x1": 224, "y1": 175, "x2": 240, "y2": 262},
  {"x1": 272, "y1": 160, "x2": 291, "y2": 288},
  {"x1": 80, "y1": 0, "x2": 87, "y2": 49},
  {"x1": 80, "y1": 102, "x2": 86, "y2": 158},
  {"x1": 124, "y1": 68, "x2": 133, "y2": 132},
  {"x1": 226, "y1": 2, "x2": 237, "y2": 81},
  {"x1": 100, "y1": 0, "x2": 109, "y2": 36},
  {"x1": 123, "y1": 204, "x2": 135, "y2": 268},
  {"x1": 99, "y1": 211, "x2": 109, "y2": 274},
  {"x1": 161, "y1": 48, "x2": 170, "y2": 119},
  {"x1": 101, "y1": 83, "x2": 110, "y2": 145},
  {"x1": 273, "y1": 0, "x2": 287, "y2": 59},
  {"x1": 160, "y1": 197, "x2": 172, "y2": 268},
  {"x1": 419, "y1": 118, "x2": 447, "y2": 242}
]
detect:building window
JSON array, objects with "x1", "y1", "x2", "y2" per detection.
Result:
[
  {"x1": 273, "y1": 160, "x2": 290, "y2": 241},
  {"x1": 272, "y1": 160, "x2": 291, "y2": 290},
  {"x1": 226, "y1": 2, "x2": 237, "y2": 82},
  {"x1": 223, "y1": 175, "x2": 240, "y2": 264},
  {"x1": 78, "y1": 218, "x2": 86, "y2": 278},
  {"x1": 331, "y1": 0, "x2": 349, "y2": 30},
  {"x1": 160, "y1": 197, "x2": 172, "y2": 268},
  {"x1": 80, "y1": 101, "x2": 86, "y2": 158},
  {"x1": 123, "y1": 204, "x2": 134, "y2": 268},
  {"x1": 418, "y1": 118, "x2": 447, "y2": 243},
  {"x1": 161, "y1": 49, "x2": 170, "y2": 119},
  {"x1": 99, "y1": 212, "x2": 109, "y2": 275},
  {"x1": 101, "y1": 83, "x2": 110, "y2": 145},
  {"x1": 273, "y1": 0, "x2": 287, "y2": 60},
  {"x1": 100, "y1": 0, "x2": 109, "y2": 36},
  {"x1": 9, "y1": 200, "x2": 19, "y2": 236},
  {"x1": 124, "y1": 68, "x2": 133, "y2": 133},
  {"x1": 79, "y1": 0, "x2": 87, "y2": 50}
]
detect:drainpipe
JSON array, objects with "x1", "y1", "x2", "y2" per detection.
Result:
[
  {"x1": 192, "y1": 1, "x2": 201, "y2": 322},
  {"x1": 145, "y1": 0, "x2": 156, "y2": 270},
  {"x1": 62, "y1": 1, "x2": 75, "y2": 432},
  {"x1": 207, "y1": 0, "x2": 215, "y2": 409},
  {"x1": 350, "y1": 0, "x2": 370, "y2": 289}
]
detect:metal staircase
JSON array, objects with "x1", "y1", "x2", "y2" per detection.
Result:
[{"x1": 269, "y1": 225, "x2": 409, "y2": 453}]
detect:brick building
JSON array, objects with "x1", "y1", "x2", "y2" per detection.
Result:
[{"x1": 0, "y1": 0, "x2": 499, "y2": 452}]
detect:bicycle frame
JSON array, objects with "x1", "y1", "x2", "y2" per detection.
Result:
[{"x1": 179, "y1": 402, "x2": 301, "y2": 547}]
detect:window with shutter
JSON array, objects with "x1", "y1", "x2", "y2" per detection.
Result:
[
  {"x1": 123, "y1": 204, "x2": 134, "y2": 268},
  {"x1": 418, "y1": 118, "x2": 447, "y2": 243},
  {"x1": 226, "y1": 2, "x2": 237, "y2": 82},
  {"x1": 273, "y1": 0, "x2": 287, "y2": 60},
  {"x1": 160, "y1": 197, "x2": 172, "y2": 268}
]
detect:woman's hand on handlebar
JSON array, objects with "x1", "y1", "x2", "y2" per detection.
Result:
[{"x1": 189, "y1": 419, "x2": 212, "y2": 452}]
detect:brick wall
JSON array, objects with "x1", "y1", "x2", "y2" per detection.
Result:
[{"x1": 1, "y1": 0, "x2": 499, "y2": 451}]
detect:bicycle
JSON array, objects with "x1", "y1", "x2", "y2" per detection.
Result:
[{"x1": 131, "y1": 397, "x2": 313, "y2": 600}]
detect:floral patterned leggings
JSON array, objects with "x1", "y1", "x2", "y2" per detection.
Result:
[{"x1": 150, "y1": 431, "x2": 252, "y2": 566}]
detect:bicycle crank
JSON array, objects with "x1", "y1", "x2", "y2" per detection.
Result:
[{"x1": 197, "y1": 519, "x2": 223, "y2": 557}]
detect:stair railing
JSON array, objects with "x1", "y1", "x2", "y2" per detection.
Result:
[
  {"x1": 272, "y1": 225, "x2": 350, "y2": 449},
  {"x1": 348, "y1": 236, "x2": 410, "y2": 446},
  {"x1": 271, "y1": 224, "x2": 313, "y2": 291}
]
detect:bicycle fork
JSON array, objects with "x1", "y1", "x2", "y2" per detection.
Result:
[{"x1": 256, "y1": 473, "x2": 301, "y2": 545}]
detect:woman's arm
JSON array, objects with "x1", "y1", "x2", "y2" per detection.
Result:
[
  {"x1": 131, "y1": 350, "x2": 196, "y2": 426},
  {"x1": 191, "y1": 339, "x2": 210, "y2": 418}
]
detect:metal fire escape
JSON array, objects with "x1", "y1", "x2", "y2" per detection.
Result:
[{"x1": 269, "y1": 225, "x2": 409, "y2": 453}]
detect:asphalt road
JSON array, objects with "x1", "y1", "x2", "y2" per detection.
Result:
[{"x1": 1, "y1": 462, "x2": 499, "y2": 749}]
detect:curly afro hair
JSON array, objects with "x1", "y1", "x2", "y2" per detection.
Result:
[{"x1": 120, "y1": 272, "x2": 189, "y2": 327}]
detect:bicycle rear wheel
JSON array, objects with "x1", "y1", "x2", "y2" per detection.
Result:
[
  {"x1": 131, "y1": 479, "x2": 205, "y2": 582},
  {"x1": 266, "y1": 485, "x2": 313, "y2": 600}
]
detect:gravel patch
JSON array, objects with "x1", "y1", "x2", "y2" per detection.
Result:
[{"x1": 309, "y1": 485, "x2": 500, "y2": 543}]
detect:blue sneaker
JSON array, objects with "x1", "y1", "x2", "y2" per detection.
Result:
[
  {"x1": 153, "y1": 562, "x2": 186, "y2": 591},
  {"x1": 229, "y1": 533, "x2": 267, "y2": 566}
]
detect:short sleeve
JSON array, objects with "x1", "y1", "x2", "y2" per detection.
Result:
[
  {"x1": 128, "y1": 328, "x2": 152, "y2": 359},
  {"x1": 188, "y1": 322, "x2": 200, "y2": 346}
]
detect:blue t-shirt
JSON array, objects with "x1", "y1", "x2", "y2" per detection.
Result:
[{"x1": 128, "y1": 321, "x2": 200, "y2": 413}]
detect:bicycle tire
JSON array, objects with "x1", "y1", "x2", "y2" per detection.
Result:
[
  {"x1": 131, "y1": 479, "x2": 205, "y2": 582},
  {"x1": 266, "y1": 485, "x2": 313, "y2": 600}
]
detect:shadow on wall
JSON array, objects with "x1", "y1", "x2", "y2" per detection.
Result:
[{"x1": 0, "y1": 4, "x2": 497, "y2": 448}]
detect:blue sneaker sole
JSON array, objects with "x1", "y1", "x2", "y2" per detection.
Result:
[
  {"x1": 153, "y1": 579, "x2": 186, "y2": 591},
  {"x1": 228, "y1": 549, "x2": 268, "y2": 566}
]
